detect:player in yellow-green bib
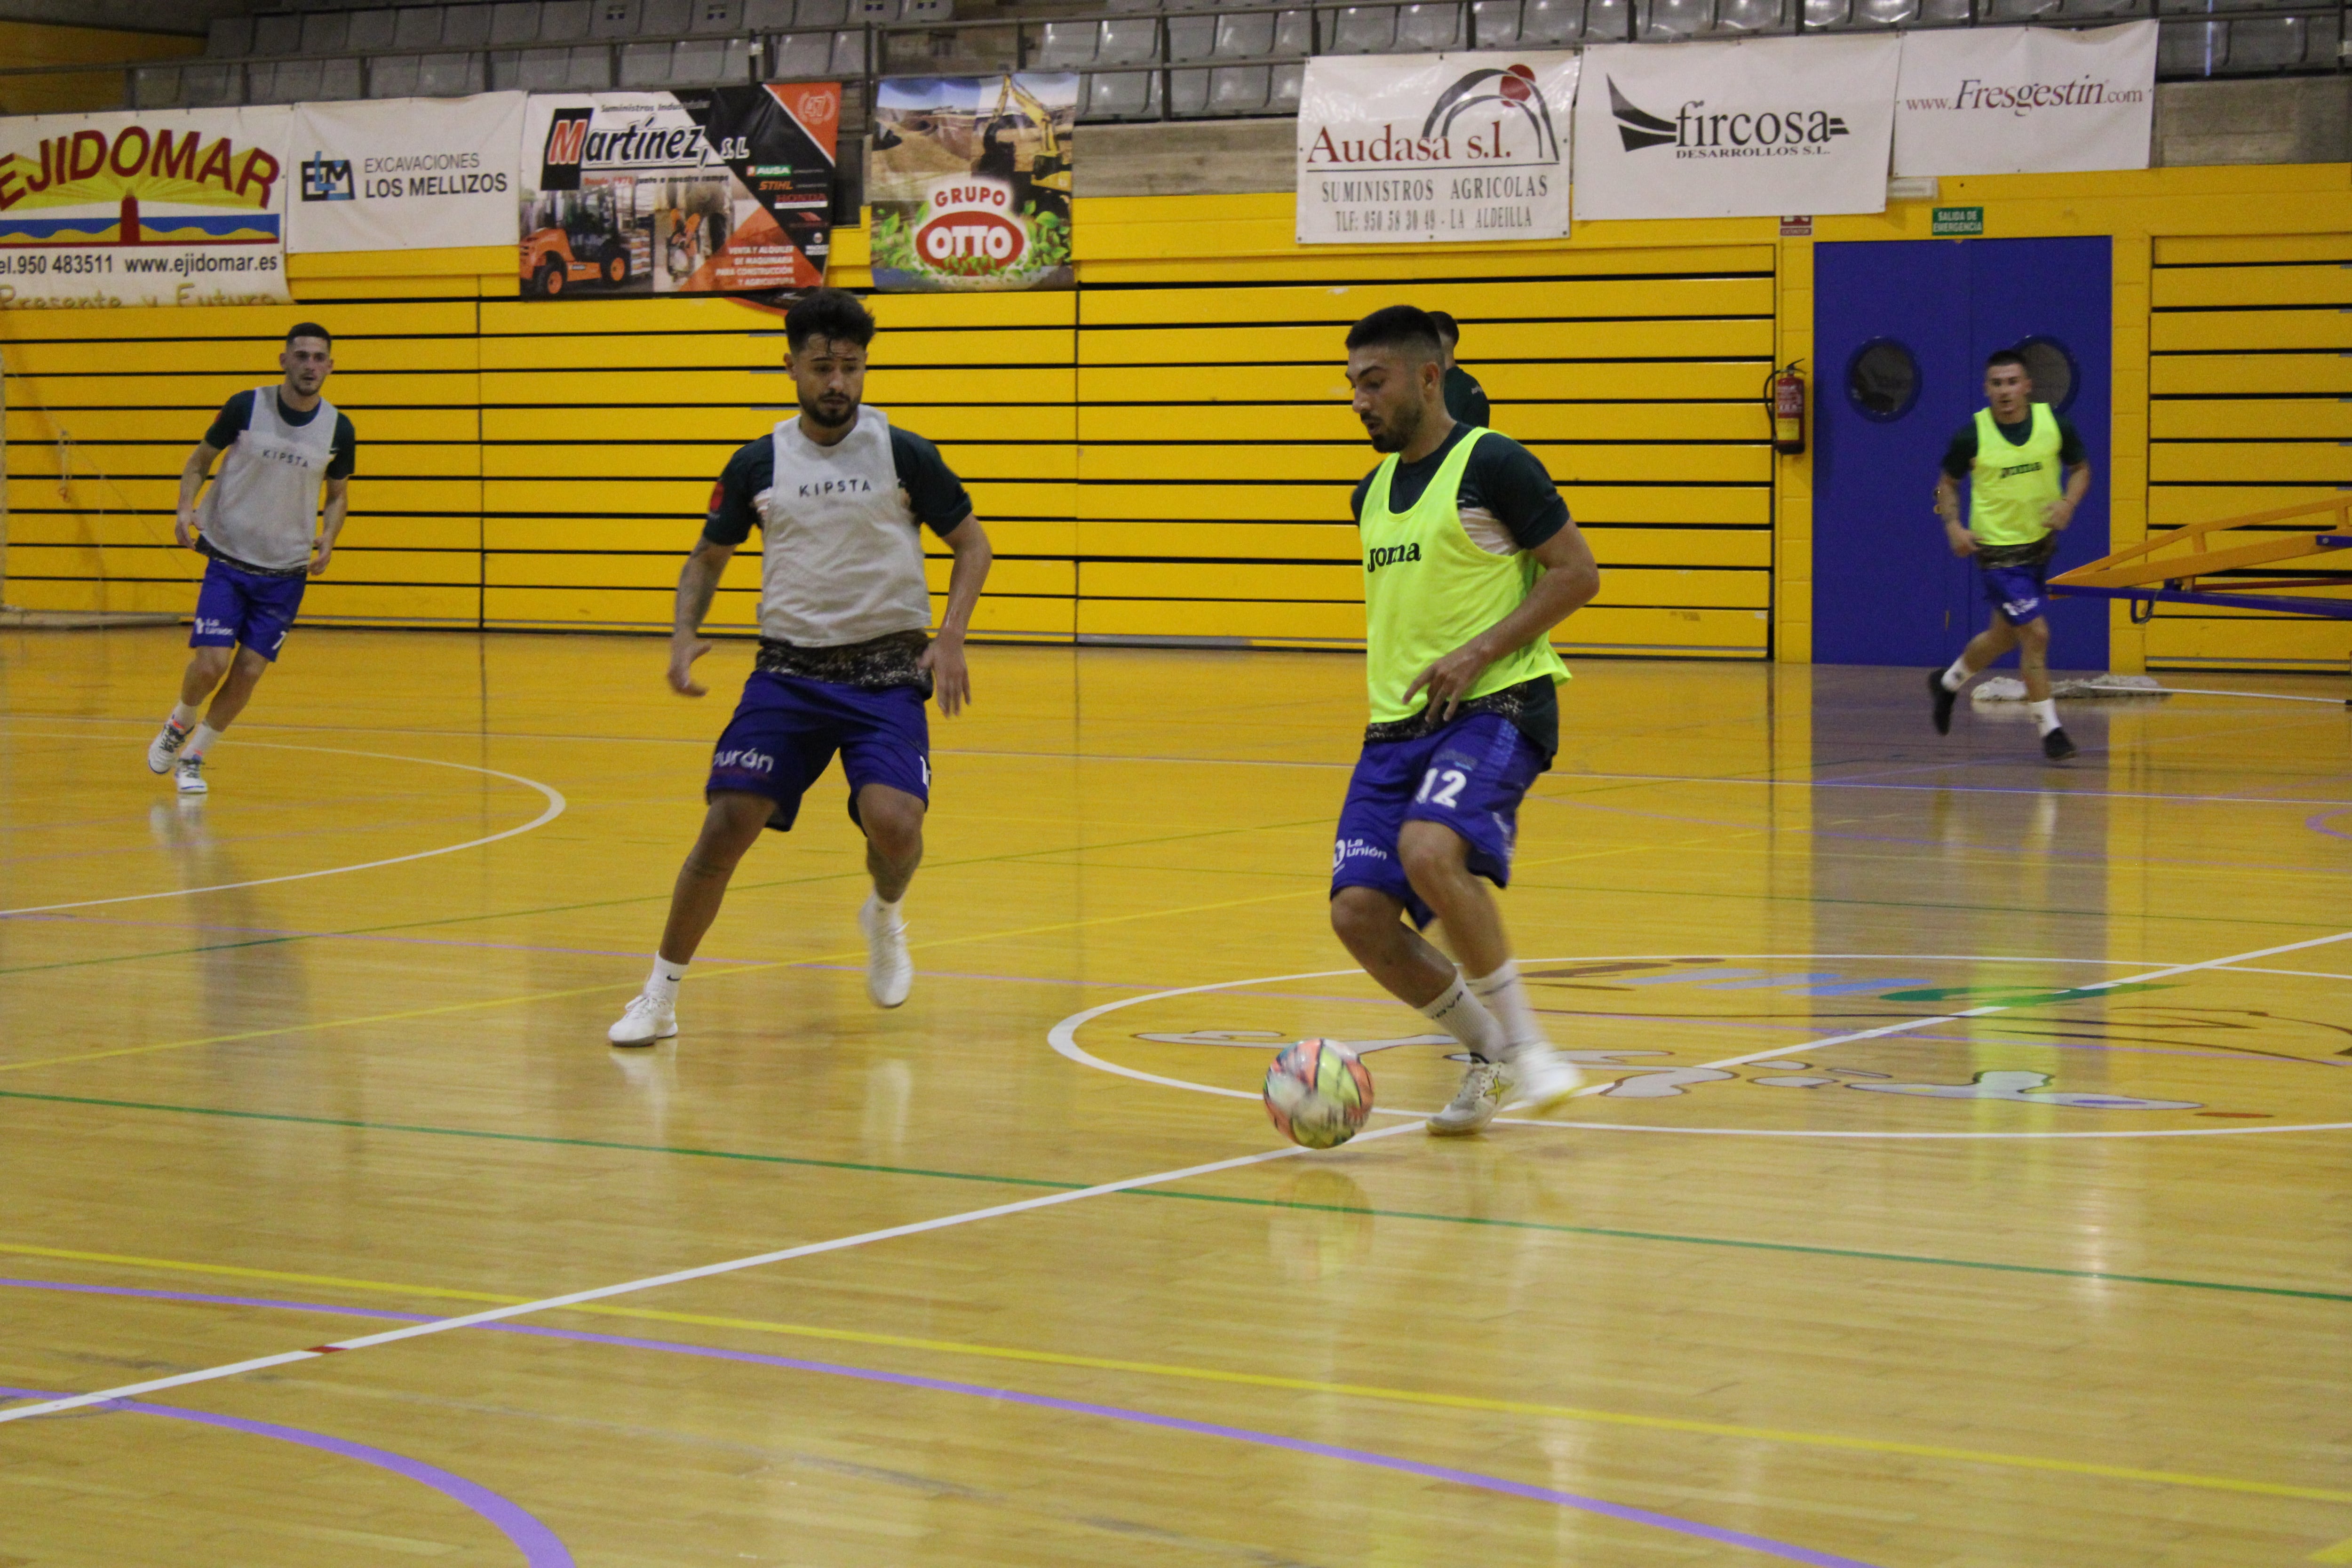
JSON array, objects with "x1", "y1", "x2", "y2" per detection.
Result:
[
  {"x1": 1928, "y1": 348, "x2": 2094, "y2": 761},
  {"x1": 1328, "y1": 306, "x2": 1602, "y2": 1136}
]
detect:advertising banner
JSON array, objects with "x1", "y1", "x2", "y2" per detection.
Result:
[
  {"x1": 1894, "y1": 22, "x2": 2156, "y2": 176},
  {"x1": 1296, "y1": 53, "x2": 1578, "y2": 246},
  {"x1": 288, "y1": 92, "x2": 526, "y2": 254},
  {"x1": 516, "y1": 84, "x2": 839, "y2": 299},
  {"x1": 1571, "y1": 36, "x2": 1900, "y2": 221},
  {"x1": 0, "y1": 106, "x2": 291, "y2": 309},
  {"x1": 868, "y1": 73, "x2": 1075, "y2": 292}
]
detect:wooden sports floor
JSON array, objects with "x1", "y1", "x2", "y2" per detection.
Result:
[{"x1": 2, "y1": 626, "x2": 2348, "y2": 1568}]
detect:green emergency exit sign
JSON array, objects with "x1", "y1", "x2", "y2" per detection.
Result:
[{"x1": 1933, "y1": 206, "x2": 1985, "y2": 236}]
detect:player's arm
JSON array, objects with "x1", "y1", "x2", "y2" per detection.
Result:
[
  {"x1": 1935, "y1": 428, "x2": 1976, "y2": 557},
  {"x1": 310, "y1": 477, "x2": 350, "y2": 578},
  {"x1": 2048, "y1": 419, "x2": 2092, "y2": 531},
  {"x1": 921, "y1": 514, "x2": 991, "y2": 718},
  {"x1": 668, "y1": 537, "x2": 735, "y2": 697},
  {"x1": 175, "y1": 441, "x2": 222, "y2": 550},
  {"x1": 1406, "y1": 521, "x2": 1600, "y2": 722}
]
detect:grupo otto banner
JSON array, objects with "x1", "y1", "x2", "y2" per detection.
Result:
[
  {"x1": 1572, "y1": 36, "x2": 1899, "y2": 221},
  {"x1": 517, "y1": 84, "x2": 839, "y2": 299},
  {"x1": 288, "y1": 92, "x2": 525, "y2": 253},
  {"x1": 0, "y1": 106, "x2": 291, "y2": 309},
  {"x1": 868, "y1": 73, "x2": 1075, "y2": 292},
  {"x1": 1894, "y1": 22, "x2": 2156, "y2": 176},
  {"x1": 1296, "y1": 53, "x2": 1579, "y2": 245}
]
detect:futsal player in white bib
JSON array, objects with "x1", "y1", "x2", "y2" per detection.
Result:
[
  {"x1": 609, "y1": 290, "x2": 994, "y2": 1045},
  {"x1": 145, "y1": 323, "x2": 355, "y2": 795}
]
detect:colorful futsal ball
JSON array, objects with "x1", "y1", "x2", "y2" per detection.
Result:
[{"x1": 1263, "y1": 1039, "x2": 1374, "y2": 1150}]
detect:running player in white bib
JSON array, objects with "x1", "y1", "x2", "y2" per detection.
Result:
[
  {"x1": 609, "y1": 290, "x2": 994, "y2": 1046},
  {"x1": 144, "y1": 323, "x2": 356, "y2": 795}
]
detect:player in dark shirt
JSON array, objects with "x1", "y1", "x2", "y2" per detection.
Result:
[
  {"x1": 1428, "y1": 310, "x2": 1492, "y2": 429},
  {"x1": 703, "y1": 425, "x2": 970, "y2": 549},
  {"x1": 202, "y1": 390, "x2": 359, "y2": 509}
]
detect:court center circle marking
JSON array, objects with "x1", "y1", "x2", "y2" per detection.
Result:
[
  {"x1": 1048, "y1": 951, "x2": 2352, "y2": 1140},
  {"x1": 0, "y1": 733, "x2": 567, "y2": 918}
]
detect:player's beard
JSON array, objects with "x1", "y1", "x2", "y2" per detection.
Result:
[
  {"x1": 800, "y1": 390, "x2": 859, "y2": 430},
  {"x1": 1363, "y1": 399, "x2": 1423, "y2": 454}
]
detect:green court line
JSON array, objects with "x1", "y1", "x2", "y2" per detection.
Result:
[{"x1": 5, "y1": 1084, "x2": 2345, "y2": 1308}]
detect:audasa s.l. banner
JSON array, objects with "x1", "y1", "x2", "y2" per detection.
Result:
[
  {"x1": 1297, "y1": 53, "x2": 1579, "y2": 245},
  {"x1": 0, "y1": 107, "x2": 292, "y2": 309},
  {"x1": 1572, "y1": 36, "x2": 1900, "y2": 221}
]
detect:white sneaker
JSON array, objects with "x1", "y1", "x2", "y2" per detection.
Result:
[
  {"x1": 147, "y1": 719, "x2": 193, "y2": 774},
  {"x1": 860, "y1": 894, "x2": 913, "y2": 1008},
  {"x1": 175, "y1": 756, "x2": 208, "y2": 796},
  {"x1": 1428, "y1": 1060, "x2": 1508, "y2": 1137},
  {"x1": 608, "y1": 991, "x2": 677, "y2": 1047},
  {"x1": 1502, "y1": 1043, "x2": 1583, "y2": 1115}
]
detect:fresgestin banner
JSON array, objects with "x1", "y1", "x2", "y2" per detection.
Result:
[
  {"x1": 0, "y1": 106, "x2": 291, "y2": 309},
  {"x1": 1893, "y1": 22, "x2": 2156, "y2": 176},
  {"x1": 1296, "y1": 53, "x2": 1579, "y2": 245},
  {"x1": 1572, "y1": 36, "x2": 1900, "y2": 222},
  {"x1": 288, "y1": 92, "x2": 526, "y2": 253}
]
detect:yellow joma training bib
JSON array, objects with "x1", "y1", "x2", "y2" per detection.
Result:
[
  {"x1": 1360, "y1": 430, "x2": 1569, "y2": 724},
  {"x1": 1969, "y1": 402, "x2": 2062, "y2": 548}
]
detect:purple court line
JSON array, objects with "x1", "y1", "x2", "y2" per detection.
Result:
[
  {"x1": 2309, "y1": 810, "x2": 2352, "y2": 844},
  {"x1": 0, "y1": 1280, "x2": 1882, "y2": 1568},
  {"x1": 0, "y1": 1377, "x2": 571, "y2": 1567}
]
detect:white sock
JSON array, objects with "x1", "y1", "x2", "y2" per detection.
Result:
[
  {"x1": 1417, "y1": 972, "x2": 1509, "y2": 1062},
  {"x1": 169, "y1": 703, "x2": 199, "y2": 730},
  {"x1": 183, "y1": 723, "x2": 223, "y2": 760},
  {"x1": 1940, "y1": 658, "x2": 1971, "y2": 692},
  {"x1": 2028, "y1": 699, "x2": 2060, "y2": 737},
  {"x1": 646, "y1": 954, "x2": 687, "y2": 1005},
  {"x1": 1468, "y1": 959, "x2": 1544, "y2": 1048}
]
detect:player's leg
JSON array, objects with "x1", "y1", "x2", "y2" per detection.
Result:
[
  {"x1": 611, "y1": 791, "x2": 775, "y2": 1047},
  {"x1": 1929, "y1": 608, "x2": 2019, "y2": 733},
  {"x1": 2015, "y1": 615, "x2": 2074, "y2": 758},
  {"x1": 1393, "y1": 716, "x2": 1580, "y2": 1115},
  {"x1": 174, "y1": 644, "x2": 273, "y2": 796},
  {"x1": 839, "y1": 684, "x2": 931, "y2": 1009},
  {"x1": 1328, "y1": 735, "x2": 1520, "y2": 1135},
  {"x1": 150, "y1": 563, "x2": 244, "y2": 775}
]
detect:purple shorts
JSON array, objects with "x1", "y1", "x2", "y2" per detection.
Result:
[
  {"x1": 706, "y1": 669, "x2": 930, "y2": 833},
  {"x1": 191, "y1": 557, "x2": 306, "y2": 661},
  {"x1": 1982, "y1": 557, "x2": 2050, "y2": 627},
  {"x1": 1330, "y1": 711, "x2": 1547, "y2": 929}
]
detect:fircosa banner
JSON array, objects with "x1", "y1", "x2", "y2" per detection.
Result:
[
  {"x1": 1296, "y1": 52, "x2": 1579, "y2": 246},
  {"x1": 1572, "y1": 36, "x2": 1900, "y2": 221},
  {"x1": 1894, "y1": 22, "x2": 2156, "y2": 176},
  {"x1": 517, "y1": 84, "x2": 839, "y2": 299},
  {"x1": 0, "y1": 106, "x2": 291, "y2": 309},
  {"x1": 289, "y1": 92, "x2": 526, "y2": 253}
]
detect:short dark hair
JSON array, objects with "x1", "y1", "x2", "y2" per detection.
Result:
[
  {"x1": 1986, "y1": 349, "x2": 2028, "y2": 371},
  {"x1": 1427, "y1": 310, "x2": 1461, "y2": 346},
  {"x1": 1345, "y1": 305, "x2": 1443, "y2": 361},
  {"x1": 786, "y1": 288, "x2": 876, "y2": 353},
  {"x1": 286, "y1": 321, "x2": 331, "y2": 349}
]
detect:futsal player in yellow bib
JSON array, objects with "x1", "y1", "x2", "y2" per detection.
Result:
[
  {"x1": 1928, "y1": 348, "x2": 2094, "y2": 760},
  {"x1": 1329, "y1": 306, "x2": 1602, "y2": 1135}
]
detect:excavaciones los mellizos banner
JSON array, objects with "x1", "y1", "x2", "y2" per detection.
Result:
[
  {"x1": 1572, "y1": 36, "x2": 1900, "y2": 221},
  {"x1": 1296, "y1": 52, "x2": 1580, "y2": 245},
  {"x1": 1893, "y1": 22, "x2": 2157, "y2": 176},
  {"x1": 0, "y1": 107, "x2": 292, "y2": 309},
  {"x1": 517, "y1": 84, "x2": 840, "y2": 300},
  {"x1": 288, "y1": 92, "x2": 526, "y2": 253},
  {"x1": 868, "y1": 73, "x2": 1076, "y2": 292}
]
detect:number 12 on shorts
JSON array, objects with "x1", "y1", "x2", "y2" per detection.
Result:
[{"x1": 1416, "y1": 767, "x2": 1467, "y2": 808}]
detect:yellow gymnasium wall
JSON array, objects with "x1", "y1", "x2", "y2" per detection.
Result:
[{"x1": 4, "y1": 160, "x2": 2350, "y2": 671}]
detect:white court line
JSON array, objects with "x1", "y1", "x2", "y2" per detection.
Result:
[
  {"x1": 1049, "y1": 937, "x2": 2352, "y2": 1133},
  {"x1": 0, "y1": 1122, "x2": 1425, "y2": 1428},
  {"x1": 0, "y1": 738, "x2": 566, "y2": 917}
]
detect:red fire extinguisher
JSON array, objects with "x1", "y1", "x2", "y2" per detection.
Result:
[{"x1": 1767, "y1": 361, "x2": 1806, "y2": 456}]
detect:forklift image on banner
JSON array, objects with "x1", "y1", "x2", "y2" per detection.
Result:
[{"x1": 520, "y1": 186, "x2": 634, "y2": 296}]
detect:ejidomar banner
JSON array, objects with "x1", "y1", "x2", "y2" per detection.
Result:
[
  {"x1": 288, "y1": 92, "x2": 526, "y2": 254},
  {"x1": 1296, "y1": 53, "x2": 1578, "y2": 245},
  {"x1": 1572, "y1": 36, "x2": 1900, "y2": 221},
  {"x1": 868, "y1": 73, "x2": 1075, "y2": 292},
  {"x1": 0, "y1": 106, "x2": 291, "y2": 309},
  {"x1": 517, "y1": 84, "x2": 839, "y2": 299},
  {"x1": 1894, "y1": 23, "x2": 2156, "y2": 176}
]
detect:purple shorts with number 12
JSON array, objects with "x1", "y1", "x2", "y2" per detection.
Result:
[{"x1": 1329, "y1": 710, "x2": 1547, "y2": 929}]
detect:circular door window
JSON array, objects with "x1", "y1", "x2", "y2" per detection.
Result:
[
  {"x1": 2014, "y1": 336, "x2": 2078, "y2": 412},
  {"x1": 1846, "y1": 338, "x2": 1920, "y2": 421}
]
